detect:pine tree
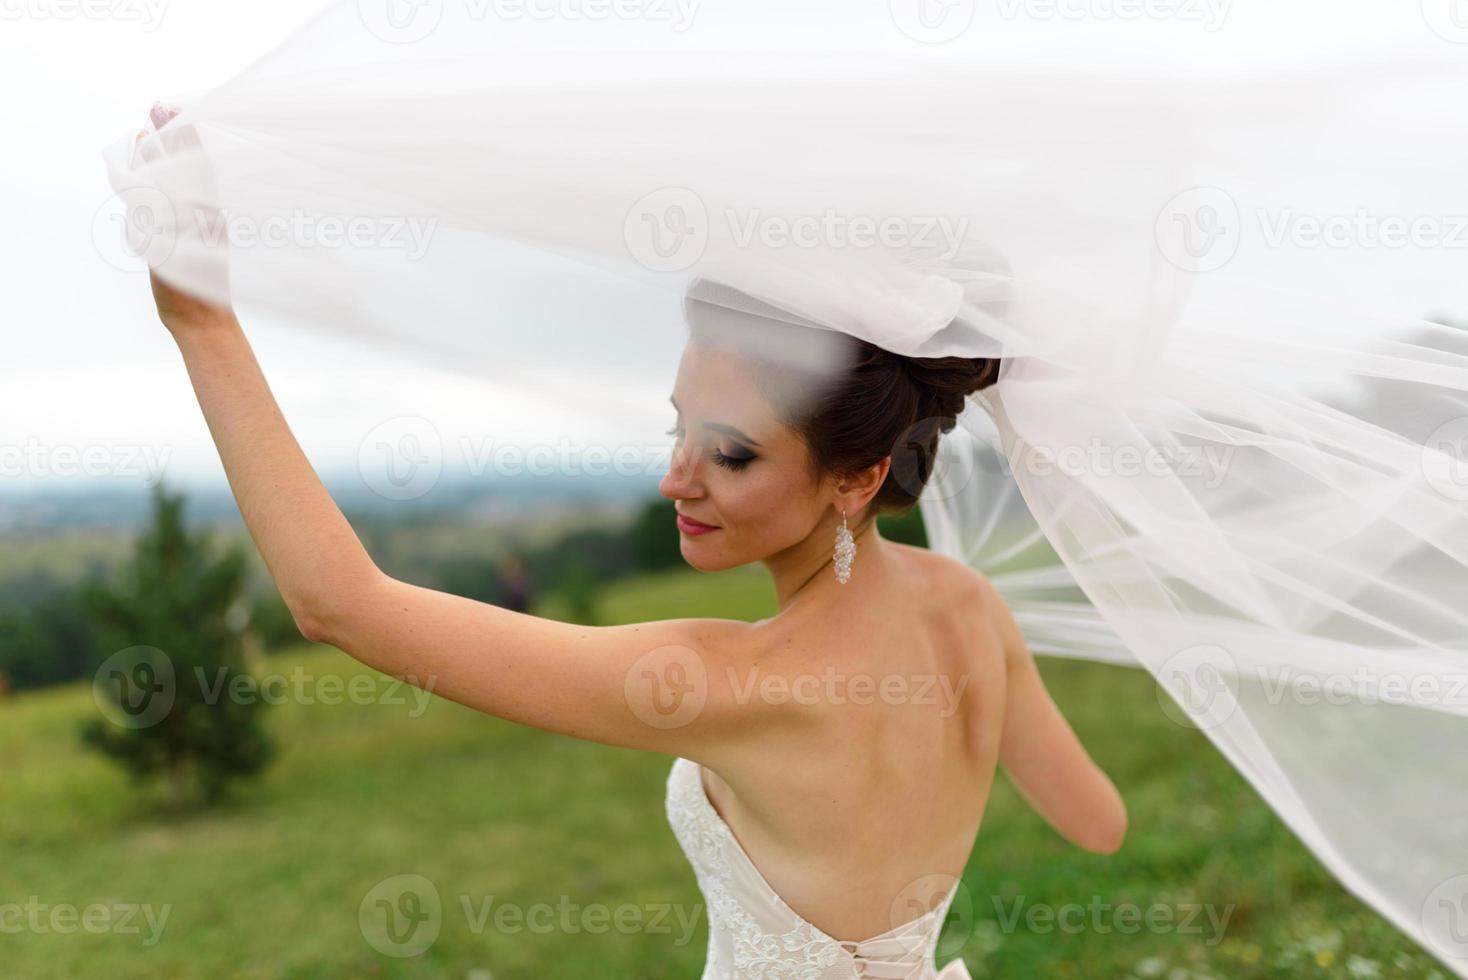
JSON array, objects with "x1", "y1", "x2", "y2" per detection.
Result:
[{"x1": 80, "y1": 482, "x2": 276, "y2": 807}]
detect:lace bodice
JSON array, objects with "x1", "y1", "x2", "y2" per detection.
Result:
[{"x1": 664, "y1": 757, "x2": 973, "y2": 980}]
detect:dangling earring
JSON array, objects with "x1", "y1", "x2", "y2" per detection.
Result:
[{"x1": 834, "y1": 508, "x2": 856, "y2": 584}]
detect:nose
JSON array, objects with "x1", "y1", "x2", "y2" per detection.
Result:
[{"x1": 660, "y1": 436, "x2": 702, "y2": 499}]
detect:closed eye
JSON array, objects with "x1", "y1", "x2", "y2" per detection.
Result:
[
  {"x1": 710, "y1": 447, "x2": 754, "y2": 471},
  {"x1": 666, "y1": 425, "x2": 755, "y2": 471}
]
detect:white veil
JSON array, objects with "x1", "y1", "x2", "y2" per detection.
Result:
[{"x1": 102, "y1": 1, "x2": 1468, "y2": 970}]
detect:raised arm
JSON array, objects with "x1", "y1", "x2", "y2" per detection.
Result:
[
  {"x1": 988, "y1": 580, "x2": 1128, "y2": 854},
  {"x1": 159, "y1": 274, "x2": 781, "y2": 769},
  {"x1": 135, "y1": 105, "x2": 782, "y2": 771},
  {"x1": 173, "y1": 314, "x2": 770, "y2": 759}
]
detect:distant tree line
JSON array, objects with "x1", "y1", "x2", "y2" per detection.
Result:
[{"x1": 0, "y1": 491, "x2": 929, "y2": 696}]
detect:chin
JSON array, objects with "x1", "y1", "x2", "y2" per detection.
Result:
[{"x1": 680, "y1": 545, "x2": 734, "y2": 573}]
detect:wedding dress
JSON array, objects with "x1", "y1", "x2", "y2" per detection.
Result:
[
  {"x1": 104, "y1": 1, "x2": 1468, "y2": 974},
  {"x1": 665, "y1": 758, "x2": 972, "y2": 980}
]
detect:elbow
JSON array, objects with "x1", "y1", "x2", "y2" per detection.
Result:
[
  {"x1": 281, "y1": 563, "x2": 384, "y2": 645},
  {"x1": 285, "y1": 567, "x2": 383, "y2": 647},
  {"x1": 295, "y1": 613, "x2": 331, "y2": 646},
  {"x1": 285, "y1": 593, "x2": 335, "y2": 646}
]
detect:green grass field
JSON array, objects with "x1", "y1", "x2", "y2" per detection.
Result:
[{"x1": 0, "y1": 563, "x2": 1449, "y2": 979}]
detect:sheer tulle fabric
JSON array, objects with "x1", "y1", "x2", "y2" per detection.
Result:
[{"x1": 104, "y1": 2, "x2": 1468, "y2": 972}]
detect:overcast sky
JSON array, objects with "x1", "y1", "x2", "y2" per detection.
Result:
[
  {"x1": 2, "y1": 0, "x2": 1463, "y2": 497},
  {"x1": 1, "y1": 0, "x2": 500, "y2": 493}
]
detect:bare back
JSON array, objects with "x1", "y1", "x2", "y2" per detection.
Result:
[{"x1": 700, "y1": 544, "x2": 1007, "y2": 942}]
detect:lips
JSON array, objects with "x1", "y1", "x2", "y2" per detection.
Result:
[{"x1": 677, "y1": 513, "x2": 719, "y2": 531}]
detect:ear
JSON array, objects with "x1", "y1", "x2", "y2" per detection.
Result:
[{"x1": 835, "y1": 455, "x2": 892, "y2": 516}]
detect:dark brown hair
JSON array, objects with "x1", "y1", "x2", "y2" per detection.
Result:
[{"x1": 684, "y1": 293, "x2": 1002, "y2": 517}]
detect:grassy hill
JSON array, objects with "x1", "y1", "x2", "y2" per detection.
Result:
[{"x1": 0, "y1": 564, "x2": 1446, "y2": 978}]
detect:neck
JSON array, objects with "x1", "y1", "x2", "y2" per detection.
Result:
[{"x1": 764, "y1": 510, "x2": 889, "y2": 612}]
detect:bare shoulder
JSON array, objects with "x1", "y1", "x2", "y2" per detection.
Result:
[
  {"x1": 890, "y1": 543, "x2": 1015, "y2": 664},
  {"x1": 922, "y1": 553, "x2": 1021, "y2": 657},
  {"x1": 890, "y1": 541, "x2": 993, "y2": 604}
]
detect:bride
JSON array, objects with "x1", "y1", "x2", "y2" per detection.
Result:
[{"x1": 143, "y1": 104, "x2": 1125, "y2": 980}]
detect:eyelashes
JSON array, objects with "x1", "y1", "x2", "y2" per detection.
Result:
[
  {"x1": 665, "y1": 426, "x2": 754, "y2": 472},
  {"x1": 712, "y1": 448, "x2": 754, "y2": 472}
]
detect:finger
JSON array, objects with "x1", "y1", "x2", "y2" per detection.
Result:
[{"x1": 149, "y1": 101, "x2": 180, "y2": 130}]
